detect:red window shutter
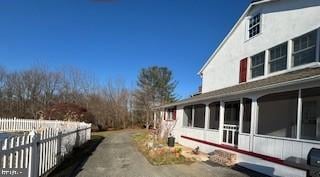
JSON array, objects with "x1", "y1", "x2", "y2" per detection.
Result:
[
  {"x1": 239, "y1": 58, "x2": 248, "y2": 83},
  {"x1": 173, "y1": 109, "x2": 176, "y2": 120}
]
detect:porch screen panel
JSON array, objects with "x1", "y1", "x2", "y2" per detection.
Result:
[
  {"x1": 258, "y1": 91, "x2": 298, "y2": 138},
  {"x1": 194, "y1": 104, "x2": 205, "y2": 128},
  {"x1": 183, "y1": 106, "x2": 192, "y2": 127},
  {"x1": 301, "y1": 87, "x2": 320, "y2": 141},
  {"x1": 242, "y1": 98, "x2": 252, "y2": 133},
  {"x1": 224, "y1": 101, "x2": 240, "y2": 125},
  {"x1": 209, "y1": 102, "x2": 220, "y2": 130},
  {"x1": 166, "y1": 109, "x2": 173, "y2": 120}
]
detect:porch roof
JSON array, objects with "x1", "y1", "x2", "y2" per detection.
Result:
[{"x1": 158, "y1": 67, "x2": 320, "y2": 109}]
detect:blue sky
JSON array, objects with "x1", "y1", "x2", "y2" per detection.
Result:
[{"x1": 0, "y1": 0, "x2": 250, "y2": 99}]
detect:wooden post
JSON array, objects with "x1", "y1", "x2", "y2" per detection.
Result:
[
  {"x1": 204, "y1": 103, "x2": 210, "y2": 140},
  {"x1": 88, "y1": 124, "x2": 92, "y2": 141},
  {"x1": 75, "y1": 126, "x2": 80, "y2": 148},
  {"x1": 2, "y1": 138, "x2": 8, "y2": 168},
  {"x1": 204, "y1": 104, "x2": 210, "y2": 130},
  {"x1": 297, "y1": 89, "x2": 302, "y2": 139},
  {"x1": 219, "y1": 101, "x2": 225, "y2": 144},
  {"x1": 28, "y1": 130, "x2": 40, "y2": 177},
  {"x1": 239, "y1": 98, "x2": 244, "y2": 134},
  {"x1": 13, "y1": 117, "x2": 16, "y2": 131},
  {"x1": 56, "y1": 130, "x2": 62, "y2": 164},
  {"x1": 249, "y1": 98, "x2": 258, "y2": 151}
]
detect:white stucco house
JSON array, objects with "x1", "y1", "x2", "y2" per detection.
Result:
[{"x1": 155, "y1": 0, "x2": 320, "y2": 177}]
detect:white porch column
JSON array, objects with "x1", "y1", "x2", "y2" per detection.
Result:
[
  {"x1": 297, "y1": 89, "x2": 302, "y2": 139},
  {"x1": 205, "y1": 104, "x2": 210, "y2": 130},
  {"x1": 249, "y1": 97, "x2": 258, "y2": 151},
  {"x1": 219, "y1": 101, "x2": 225, "y2": 144},
  {"x1": 239, "y1": 98, "x2": 244, "y2": 134},
  {"x1": 204, "y1": 103, "x2": 210, "y2": 140},
  {"x1": 287, "y1": 40, "x2": 293, "y2": 69}
]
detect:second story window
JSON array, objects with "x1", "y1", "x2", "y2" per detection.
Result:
[
  {"x1": 269, "y1": 42, "x2": 288, "y2": 73},
  {"x1": 249, "y1": 13, "x2": 261, "y2": 38},
  {"x1": 251, "y1": 51, "x2": 265, "y2": 78},
  {"x1": 292, "y1": 30, "x2": 317, "y2": 67}
]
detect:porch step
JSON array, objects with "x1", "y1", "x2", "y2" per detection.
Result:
[{"x1": 209, "y1": 150, "x2": 237, "y2": 166}]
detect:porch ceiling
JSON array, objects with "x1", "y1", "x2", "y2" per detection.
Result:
[{"x1": 157, "y1": 67, "x2": 320, "y2": 109}]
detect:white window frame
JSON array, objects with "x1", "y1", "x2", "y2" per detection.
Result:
[
  {"x1": 250, "y1": 51, "x2": 265, "y2": 78},
  {"x1": 248, "y1": 13, "x2": 261, "y2": 39},
  {"x1": 268, "y1": 42, "x2": 288, "y2": 73},
  {"x1": 292, "y1": 30, "x2": 317, "y2": 67},
  {"x1": 247, "y1": 28, "x2": 320, "y2": 81}
]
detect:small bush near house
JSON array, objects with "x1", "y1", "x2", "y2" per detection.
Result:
[{"x1": 133, "y1": 132, "x2": 194, "y2": 165}]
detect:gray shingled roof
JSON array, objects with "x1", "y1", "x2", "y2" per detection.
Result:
[{"x1": 158, "y1": 67, "x2": 320, "y2": 109}]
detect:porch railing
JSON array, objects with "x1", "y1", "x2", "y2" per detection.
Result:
[{"x1": 223, "y1": 124, "x2": 239, "y2": 146}]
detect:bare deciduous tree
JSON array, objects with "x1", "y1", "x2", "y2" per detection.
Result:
[{"x1": 0, "y1": 64, "x2": 176, "y2": 131}]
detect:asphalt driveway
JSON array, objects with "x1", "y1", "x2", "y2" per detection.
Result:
[{"x1": 75, "y1": 130, "x2": 260, "y2": 177}]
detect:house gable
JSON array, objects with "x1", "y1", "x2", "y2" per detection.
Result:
[
  {"x1": 200, "y1": 0, "x2": 320, "y2": 93},
  {"x1": 198, "y1": 0, "x2": 276, "y2": 75}
]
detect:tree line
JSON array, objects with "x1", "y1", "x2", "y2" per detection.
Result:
[{"x1": 0, "y1": 65, "x2": 176, "y2": 131}]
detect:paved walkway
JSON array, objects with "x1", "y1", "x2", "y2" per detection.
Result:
[{"x1": 76, "y1": 131, "x2": 255, "y2": 177}]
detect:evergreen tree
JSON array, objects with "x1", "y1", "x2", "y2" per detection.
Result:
[{"x1": 134, "y1": 66, "x2": 177, "y2": 128}]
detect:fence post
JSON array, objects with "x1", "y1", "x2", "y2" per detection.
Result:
[
  {"x1": 88, "y1": 124, "x2": 92, "y2": 140},
  {"x1": 28, "y1": 130, "x2": 40, "y2": 177},
  {"x1": 13, "y1": 117, "x2": 16, "y2": 131},
  {"x1": 56, "y1": 130, "x2": 62, "y2": 164},
  {"x1": 75, "y1": 126, "x2": 80, "y2": 148}
]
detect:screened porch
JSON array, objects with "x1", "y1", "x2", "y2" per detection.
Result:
[{"x1": 176, "y1": 86, "x2": 320, "y2": 161}]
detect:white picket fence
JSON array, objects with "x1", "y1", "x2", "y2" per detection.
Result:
[{"x1": 0, "y1": 118, "x2": 91, "y2": 177}]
